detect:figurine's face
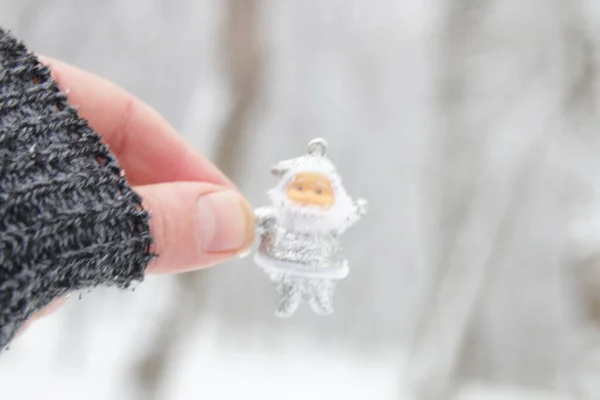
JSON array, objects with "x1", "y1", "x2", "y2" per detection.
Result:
[{"x1": 285, "y1": 172, "x2": 335, "y2": 209}]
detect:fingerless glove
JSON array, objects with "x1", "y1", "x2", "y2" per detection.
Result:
[{"x1": 0, "y1": 28, "x2": 154, "y2": 350}]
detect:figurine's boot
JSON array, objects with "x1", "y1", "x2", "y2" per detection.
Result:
[
  {"x1": 309, "y1": 279, "x2": 335, "y2": 316},
  {"x1": 275, "y1": 281, "x2": 301, "y2": 318}
]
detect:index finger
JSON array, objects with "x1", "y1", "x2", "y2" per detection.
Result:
[{"x1": 37, "y1": 56, "x2": 234, "y2": 188}]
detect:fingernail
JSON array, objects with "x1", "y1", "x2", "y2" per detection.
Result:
[
  {"x1": 238, "y1": 248, "x2": 251, "y2": 259},
  {"x1": 196, "y1": 190, "x2": 253, "y2": 254}
]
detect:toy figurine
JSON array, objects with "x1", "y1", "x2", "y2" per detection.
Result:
[{"x1": 253, "y1": 138, "x2": 367, "y2": 317}]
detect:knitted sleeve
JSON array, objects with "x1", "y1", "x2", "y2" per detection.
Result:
[{"x1": 0, "y1": 29, "x2": 154, "y2": 350}]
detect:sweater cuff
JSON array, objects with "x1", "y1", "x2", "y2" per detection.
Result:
[{"x1": 0, "y1": 28, "x2": 154, "y2": 350}]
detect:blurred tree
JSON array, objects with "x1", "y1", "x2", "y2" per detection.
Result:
[{"x1": 132, "y1": 1, "x2": 263, "y2": 398}]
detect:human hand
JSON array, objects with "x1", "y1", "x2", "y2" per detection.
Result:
[{"x1": 18, "y1": 57, "x2": 255, "y2": 333}]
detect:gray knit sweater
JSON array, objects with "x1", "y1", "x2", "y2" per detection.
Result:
[{"x1": 0, "y1": 29, "x2": 154, "y2": 350}]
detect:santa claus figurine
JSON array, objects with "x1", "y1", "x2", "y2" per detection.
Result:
[{"x1": 253, "y1": 138, "x2": 367, "y2": 317}]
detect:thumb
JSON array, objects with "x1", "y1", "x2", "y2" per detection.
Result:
[{"x1": 135, "y1": 182, "x2": 255, "y2": 274}]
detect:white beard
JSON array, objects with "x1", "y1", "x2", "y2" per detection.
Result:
[{"x1": 268, "y1": 188, "x2": 354, "y2": 234}]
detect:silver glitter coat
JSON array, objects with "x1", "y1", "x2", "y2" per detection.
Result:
[{"x1": 254, "y1": 203, "x2": 365, "y2": 280}]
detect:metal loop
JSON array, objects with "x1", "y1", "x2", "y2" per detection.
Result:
[{"x1": 307, "y1": 138, "x2": 328, "y2": 156}]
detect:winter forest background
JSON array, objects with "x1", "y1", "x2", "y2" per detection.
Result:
[{"x1": 2, "y1": 1, "x2": 600, "y2": 399}]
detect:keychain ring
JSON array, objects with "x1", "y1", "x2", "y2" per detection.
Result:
[{"x1": 307, "y1": 138, "x2": 328, "y2": 156}]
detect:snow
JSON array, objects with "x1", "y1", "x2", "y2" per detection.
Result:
[{"x1": 0, "y1": 305, "x2": 570, "y2": 400}]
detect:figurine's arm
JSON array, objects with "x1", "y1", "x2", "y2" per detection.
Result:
[
  {"x1": 254, "y1": 207, "x2": 276, "y2": 236},
  {"x1": 339, "y1": 198, "x2": 367, "y2": 234}
]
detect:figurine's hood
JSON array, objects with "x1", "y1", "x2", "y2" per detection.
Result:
[
  {"x1": 267, "y1": 138, "x2": 355, "y2": 233},
  {"x1": 270, "y1": 138, "x2": 342, "y2": 188}
]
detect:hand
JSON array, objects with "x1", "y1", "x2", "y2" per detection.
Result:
[{"x1": 19, "y1": 57, "x2": 255, "y2": 333}]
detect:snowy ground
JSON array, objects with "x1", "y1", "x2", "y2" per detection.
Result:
[{"x1": 0, "y1": 300, "x2": 570, "y2": 400}]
